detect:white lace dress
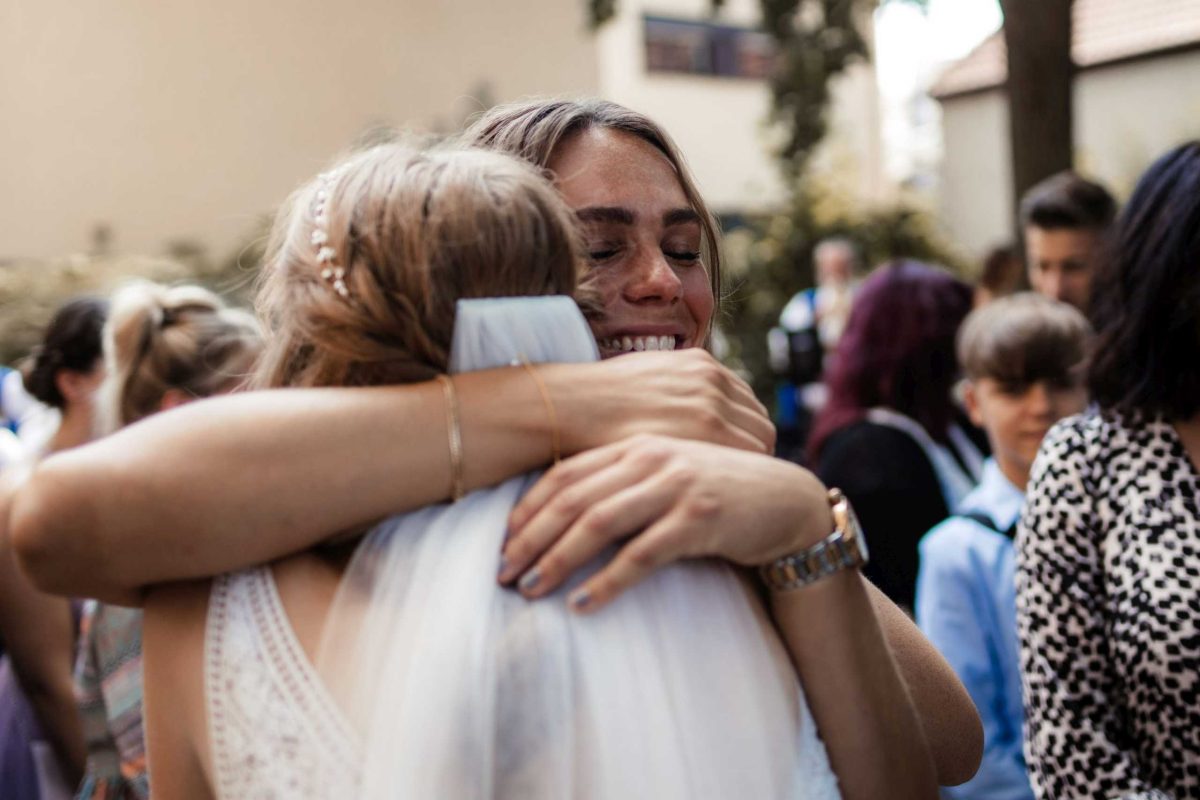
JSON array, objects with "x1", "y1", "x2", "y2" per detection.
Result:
[
  {"x1": 205, "y1": 568, "x2": 362, "y2": 798},
  {"x1": 204, "y1": 297, "x2": 840, "y2": 799}
]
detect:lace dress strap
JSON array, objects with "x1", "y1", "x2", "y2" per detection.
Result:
[{"x1": 206, "y1": 568, "x2": 361, "y2": 799}]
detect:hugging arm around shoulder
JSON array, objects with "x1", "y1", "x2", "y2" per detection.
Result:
[{"x1": 9, "y1": 353, "x2": 771, "y2": 604}]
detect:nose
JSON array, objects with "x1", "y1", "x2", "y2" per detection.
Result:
[
  {"x1": 1025, "y1": 382, "x2": 1053, "y2": 418},
  {"x1": 1041, "y1": 270, "x2": 1065, "y2": 302},
  {"x1": 622, "y1": 248, "x2": 682, "y2": 305}
]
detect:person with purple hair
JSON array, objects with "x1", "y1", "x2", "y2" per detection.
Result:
[{"x1": 808, "y1": 260, "x2": 986, "y2": 611}]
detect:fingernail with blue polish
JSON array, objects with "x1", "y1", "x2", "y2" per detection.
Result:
[
  {"x1": 518, "y1": 568, "x2": 541, "y2": 593},
  {"x1": 569, "y1": 588, "x2": 591, "y2": 610},
  {"x1": 497, "y1": 555, "x2": 510, "y2": 579}
]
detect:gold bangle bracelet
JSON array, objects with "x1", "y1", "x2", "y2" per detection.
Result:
[
  {"x1": 436, "y1": 374, "x2": 465, "y2": 501},
  {"x1": 519, "y1": 360, "x2": 561, "y2": 464}
]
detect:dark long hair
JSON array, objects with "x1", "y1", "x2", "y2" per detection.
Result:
[
  {"x1": 1088, "y1": 141, "x2": 1200, "y2": 421},
  {"x1": 808, "y1": 260, "x2": 973, "y2": 461},
  {"x1": 20, "y1": 296, "x2": 109, "y2": 409}
]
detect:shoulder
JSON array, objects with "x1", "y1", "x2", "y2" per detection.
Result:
[
  {"x1": 821, "y1": 421, "x2": 930, "y2": 463},
  {"x1": 819, "y1": 421, "x2": 939, "y2": 487},
  {"x1": 1028, "y1": 409, "x2": 1119, "y2": 495},
  {"x1": 779, "y1": 289, "x2": 817, "y2": 330},
  {"x1": 920, "y1": 517, "x2": 1007, "y2": 576}
]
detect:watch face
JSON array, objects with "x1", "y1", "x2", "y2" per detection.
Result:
[
  {"x1": 833, "y1": 491, "x2": 869, "y2": 566},
  {"x1": 848, "y1": 502, "x2": 868, "y2": 564}
]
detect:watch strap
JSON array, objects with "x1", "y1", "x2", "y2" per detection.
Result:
[{"x1": 758, "y1": 488, "x2": 868, "y2": 592}]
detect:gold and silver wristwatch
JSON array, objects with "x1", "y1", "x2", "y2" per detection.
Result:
[{"x1": 758, "y1": 488, "x2": 869, "y2": 592}]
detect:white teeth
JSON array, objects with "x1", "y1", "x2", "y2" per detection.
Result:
[{"x1": 601, "y1": 335, "x2": 680, "y2": 353}]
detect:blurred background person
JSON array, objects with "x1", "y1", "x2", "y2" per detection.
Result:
[
  {"x1": 1019, "y1": 170, "x2": 1116, "y2": 312},
  {"x1": 1, "y1": 359, "x2": 66, "y2": 475},
  {"x1": 0, "y1": 297, "x2": 108, "y2": 799},
  {"x1": 917, "y1": 293, "x2": 1089, "y2": 800},
  {"x1": 973, "y1": 244, "x2": 1025, "y2": 308},
  {"x1": 1, "y1": 366, "x2": 42, "y2": 436},
  {"x1": 1018, "y1": 141, "x2": 1200, "y2": 800},
  {"x1": 74, "y1": 281, "x2": 260, "y2": 800},
  {"x1": 807, "y1": 260, "x2": 984, "y2": 611},
  {"x1": 769, "y1": 237, "x2": 862, "y2": 464}
]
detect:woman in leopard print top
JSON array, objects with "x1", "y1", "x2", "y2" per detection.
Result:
[{"x1": 1017, "y1": 142, "x2": 1200, "y2": 800}]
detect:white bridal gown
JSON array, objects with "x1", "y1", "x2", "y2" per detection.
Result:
[{"x1": 206, "y1": 297, "x2": 840, "y2": 799}]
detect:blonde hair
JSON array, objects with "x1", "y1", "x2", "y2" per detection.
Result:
[
  {"x1": 461, "y1": 98, "x2": 722, "y2": 309},
  {"x1": 253, "y1": 142, "x2": 585, "y2": 390},
  {"x1": 98, "y1": 282, "x2": 262, "y2": 432}
]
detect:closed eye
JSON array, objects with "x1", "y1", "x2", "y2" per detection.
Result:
[{"x1": 588, "y1": 248, "x2": 620, "y2": 262}]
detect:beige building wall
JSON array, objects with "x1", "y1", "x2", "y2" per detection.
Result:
[
  {"x1": 594, "y1": 0, "x2": 885, "y2": 216},
  {"x1": 937, "y1": 91, "x2": 1013, "y2": 257},
  {"x1": 3, "y1": 0, "x2": 889, "y2": 261},
  {"x1": 1074, "y1": 51, "x2": 1200, "y2": 197},
  {"x1": 594, "y1": 0, "x2": 785, "y2": 215},
  {"x1": 1, "y1": 0, "x2": 599, "y2": 261},
  {"x1": 937, "y1": 48, "x2": 1200, "y2": 258}
]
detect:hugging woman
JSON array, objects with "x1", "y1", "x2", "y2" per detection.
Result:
[{"x1": 10, "y1": 99, "x2": 982, "y2": 798}]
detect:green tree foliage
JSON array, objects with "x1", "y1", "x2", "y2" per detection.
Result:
[
  {"x1": 759, "y1": 0, "x2": 870, "y2": 177},
  {"x1": 719, "y1": 182, "x2": 964, "y2": 398}
]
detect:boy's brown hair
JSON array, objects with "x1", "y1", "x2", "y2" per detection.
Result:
[
  {"x1": 1019, "y1": 171, "x2": 1116, "y2": 232},
  {"x1": 957, "y1": 292, "x2": 1091, "y2": 387}
]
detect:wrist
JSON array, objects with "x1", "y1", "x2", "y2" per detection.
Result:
[
  {"x1": 771, "y1": 469, "x2": 836, "y2": 558},
  {"x1": 758, "y1": 487, "x2": 868, "y2": 593},
  {"x1": 535, "y1": 363, "x2": 592, "y2": 456}
]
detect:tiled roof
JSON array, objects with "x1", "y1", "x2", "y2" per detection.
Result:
[{"x1": 931, "y1": 0, "x2": 1200, "y2": 98}]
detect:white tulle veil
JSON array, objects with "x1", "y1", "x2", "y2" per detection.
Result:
[{"x1": 315, "y1": 297, "x2": 839, "y2": 799}]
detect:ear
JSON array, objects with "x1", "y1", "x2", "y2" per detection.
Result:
[
  {"x1": 963, "y1": 381, "x2": 986, "y2": 429},
  {"x1": 158, "y1": 388, "x2": 194, "y2": 413},
  {"x1": 55, "y1": 369, "x2": 92, "y2": 406}
]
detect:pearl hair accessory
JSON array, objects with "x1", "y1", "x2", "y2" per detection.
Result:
[{"x1": 311, "y1": 169, "x2": 349, "y2": 299}]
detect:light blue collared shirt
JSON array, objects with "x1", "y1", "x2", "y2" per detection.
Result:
[{"x1": 916, "y1": 459, "x2": 1033, "y2": 800}]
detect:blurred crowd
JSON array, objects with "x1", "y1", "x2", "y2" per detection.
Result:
[
  {"x1": 770, "y1": 154, "x2": 1200, "y2": 799},
  {"x1": 0, "y1": 99, "x2": 1196, "y2": 800}
]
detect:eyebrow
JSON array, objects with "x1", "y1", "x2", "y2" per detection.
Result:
[
  {"x1": 575, "y1": 206, "x2": 635, "y2": 225},
  {"x1": 663, "y1": 208, "x2": 701, "y2": 228},
  {"x1": 574, "y1": 206, "x2": 701, "y2": 228}
]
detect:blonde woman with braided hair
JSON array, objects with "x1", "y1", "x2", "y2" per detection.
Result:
[
  {"x1": 76, "y1": 281, "x2": 261, "y2": 799},
  {"x1": 15, "y1": 99, "x2": 982, "y2": 796}
]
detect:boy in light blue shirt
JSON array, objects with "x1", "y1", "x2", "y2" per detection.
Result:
[{"x1": 917, "y1": 293, "x2": 1090, "y2": 799}]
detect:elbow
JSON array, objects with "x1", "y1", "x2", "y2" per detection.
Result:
[
  {"x1": 10, "y1": 462, "x2": 98, "y2": 596},
  {"x1": 934, "y1": 700, "x2": 983, "y2": 787}
]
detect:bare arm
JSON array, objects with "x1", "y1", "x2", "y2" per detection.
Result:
[
  {"x1": 771, "y1": 572, "x2": 937, "y2": 799},
  {"x1": 863, "y1": 579, "x2": 982, "y2": 787},
  {"x1": 500, "y1": 435, "x2": 980, "y2": 791},
  {"x1": 0, "y1": 478, "x2": 85, "y2": 782},
  {"x1": 12, "y1": 351, "x2": 771, "y2": 604},
  {"x1": 142, "y1": 580, "x2": 214, "y2": 800}
]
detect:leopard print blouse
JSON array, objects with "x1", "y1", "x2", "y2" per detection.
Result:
[{"x1": 1016, "y1": 411, "x2": 1200, "y2": 799}]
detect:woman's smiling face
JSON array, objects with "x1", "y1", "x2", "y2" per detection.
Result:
[{"x1": 547, "y1": 127, "x2": 715, "y2": 358}]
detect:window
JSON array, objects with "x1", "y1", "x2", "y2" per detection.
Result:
[{"x1": 644, "y1": 16, "x2": 774, "y2": 80}]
